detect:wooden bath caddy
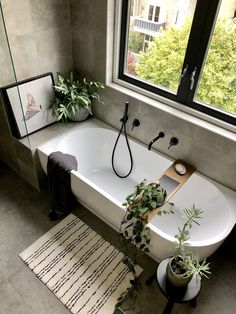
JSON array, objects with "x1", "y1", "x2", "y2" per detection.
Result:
[{"x1": 146, "y1": 159, "x2": 196, "y2": 222}]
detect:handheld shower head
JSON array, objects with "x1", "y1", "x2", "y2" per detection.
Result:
[{"x1": 120, "y1": 101, "x2": 129, "y2": 123}]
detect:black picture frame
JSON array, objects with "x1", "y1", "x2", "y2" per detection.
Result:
[{"x1": 1, "y1": 72, "x2": 56, "y2": 139}]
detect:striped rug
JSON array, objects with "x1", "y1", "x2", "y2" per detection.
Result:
[{"x1": 19, "y1": 213, "x2": 142, "y2": 314}]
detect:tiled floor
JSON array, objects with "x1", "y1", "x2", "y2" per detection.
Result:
[{"x1": 0, "y1": 161, "x2": 235, "y2": 314}]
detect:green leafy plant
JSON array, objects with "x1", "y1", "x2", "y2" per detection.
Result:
[
  {"x1": 170, "y1": 205, "x2": 211, "y2": 280},
  {"x1": 128, "y1": 29, "x2": 144, "y2": 53},
  {"x1": 50, "y1": 72, "x2": 104, "y2": 121},
  {"x1": 117, "y1": 180, "x2": 173, "y2": 308},
  {"x1": 120, "y1": 180, "x2": 170, "y2": 263}
]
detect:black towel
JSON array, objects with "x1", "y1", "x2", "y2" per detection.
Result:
[{"x1": 47, "y1": 151, "x2": 78, "y2": 220}]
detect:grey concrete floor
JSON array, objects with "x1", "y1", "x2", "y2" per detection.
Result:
[{"x1": 0, "y1": 160, "x2": 235, "y2": 314}]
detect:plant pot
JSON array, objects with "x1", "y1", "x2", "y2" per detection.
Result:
[
  {"x1": 166, "y1": 257, "x2": 192, "y2": 287},
  {"x1": 69, "y1": 108, "x2": 90, "y2": 122}
]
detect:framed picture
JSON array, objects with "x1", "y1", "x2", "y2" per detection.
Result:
[{"x1": 1, "y1": 72, "x2": 56, "y2": 138}]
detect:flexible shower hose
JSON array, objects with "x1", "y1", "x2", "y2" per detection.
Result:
[{"x1": 111, "y1": 120, "x2": 133, "y2": 178}]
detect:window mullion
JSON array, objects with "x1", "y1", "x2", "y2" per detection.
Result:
[
  {"x1": 177, "y1": 0, "x2": 221, "y2": 105},
  {"x1": 118, "y1": 0, "x2": 129, "y2": 80}
]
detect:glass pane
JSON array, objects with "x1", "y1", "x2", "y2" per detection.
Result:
[
  {"x1": 126, "y1": 0, "x2": 197, "y2": 94},
  {"x1": 154, "y1": 7, "x2": 160, "y2": 22},
  {"x1": 195, "y1": 0, "x2": 236, "y2": 116},
  {"x1": 148, "y1": 5, "x2": 154, "y2": 21},
  {"x1": 0, "y1": 2, "x2": 30, "y2": 146}
]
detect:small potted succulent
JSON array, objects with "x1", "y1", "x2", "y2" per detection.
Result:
[
  {"x1": 50, "y1": 72, "x2": 104, "y2": 122},
  {"x1": 166, "y1": 205, "x2": 211, "y2": 287}
]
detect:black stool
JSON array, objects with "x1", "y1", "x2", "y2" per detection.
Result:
[{"x1": 146, "y1": 258, "x2": 201, "y2": 314}]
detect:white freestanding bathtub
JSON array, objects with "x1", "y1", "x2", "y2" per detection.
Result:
[{"x1": 37, "y1": 118, "x2": 236, "y2": 262}]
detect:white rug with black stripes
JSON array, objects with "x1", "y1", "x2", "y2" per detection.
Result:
[{"x1": 19, "y1": 213, "x2": 142, "y2": 314}]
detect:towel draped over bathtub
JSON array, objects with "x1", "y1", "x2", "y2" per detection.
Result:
[{"x1": 47, "y1": 151, "x2": 78, "y2": 220}]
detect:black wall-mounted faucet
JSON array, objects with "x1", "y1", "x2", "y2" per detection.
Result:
[
  {"x1": 168, "y1": 137, "x2": 179, "y2": 149},
  {"x1": 148, "y1": 132, "x2": 165, "y2": 150}
]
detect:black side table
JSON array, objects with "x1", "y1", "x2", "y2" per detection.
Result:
[{"x1": 146, "y1": 258, "x2": 201, "y2": 314}]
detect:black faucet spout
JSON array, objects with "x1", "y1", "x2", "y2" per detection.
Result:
[{"x1": 148, "y1": 132, "x2": 165, "y2": 150}]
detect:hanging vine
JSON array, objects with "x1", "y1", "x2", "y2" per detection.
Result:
[{"x1": 116, "y1": 179, "x2": 174, "y2": 308}]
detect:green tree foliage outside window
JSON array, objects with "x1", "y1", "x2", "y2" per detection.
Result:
[
  {"x1": 135, "y1": 22, "x2": 191, "y2": 92},
  {"x1": 135, "y1": 19, "x2": 236, "y2": 115},
  {"x1": 128, "y1": 29, "x2": 144, "y2": 53},
  {"x1": 196, "y1": 19, "x2": 236, "y2": 114}
]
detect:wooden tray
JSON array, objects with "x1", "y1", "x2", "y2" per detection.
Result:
[{"x1": 146, "y1": 159, "x2": 196, "y2": 222}]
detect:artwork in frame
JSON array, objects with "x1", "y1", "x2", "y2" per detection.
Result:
[{"x1": 1, "y1": 72, "x2": 56, "y2": 139}]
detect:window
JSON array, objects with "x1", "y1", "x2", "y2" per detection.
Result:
[
  {"x1": 148, "y1": 5, "x2": 160, "y2": 22},
  {"x1": 154, "y1": 6, "x2": 160, "y2": 22},
  {"x1": 148, "y1": 5, "x2": 154, "y2": 21},
  {"x1": 118, "y1": 0, "x2": 236, "y2": 126}
]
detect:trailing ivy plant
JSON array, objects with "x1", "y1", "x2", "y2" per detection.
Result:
[{"x1": 116, "y1": 179, "x2": 174, "y2": 308}]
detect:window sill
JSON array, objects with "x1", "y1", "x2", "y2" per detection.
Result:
[{"x1": 108, "y1": 78, "x2": 236, "y2": 140}]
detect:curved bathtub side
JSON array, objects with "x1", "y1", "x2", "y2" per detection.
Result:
[
  {"x1": 149, "y1": 223, "x2": 226, "y2": 261},
  {"x1": 71, "y1": 170, "x2": 177, "y2": 262},
  {"x1": 71, "y1": 170, "x2": 125, "y2": 231},
  {"x1": 71, "y1": 168, "x2": 224, "y2": 262},
  {"x1": 149, "y1": 229, "x2": 175, "y2": 262}
]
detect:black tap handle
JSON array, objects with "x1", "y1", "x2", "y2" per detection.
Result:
[
  {"x1": 168, "y1": 137, "x2": 178, "y2": 149},
  {"x1": 131, "y1": 119, "x2": 140, "y2": 131}
]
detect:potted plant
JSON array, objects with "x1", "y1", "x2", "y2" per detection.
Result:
[
  {"x1": 50, "y1": 72, "x2": 104, "y2": 122},
  {"x1": 120, "y1": 180, "x2": 170, "y2": 268},
  {"x1": 166, "y1": 205, "x2": 211, "y2": 287},
  {"x1": 117, "y1": 179, "x2": 173, "y2": 308}
]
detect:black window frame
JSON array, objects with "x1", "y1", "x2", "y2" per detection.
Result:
[{"x1": 118, "y1": 0, "x2": 236, "y2": 126}]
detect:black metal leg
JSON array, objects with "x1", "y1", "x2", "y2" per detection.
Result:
[
  {"x1": 190, "y1": 297, "x2": 197, "y2": 308},
  {"x1": 163, "y1": 300, "x2": 174, "y2": 314},
  {"x1": 145, "y1": 272, "x2": 156, "y2": 285}
]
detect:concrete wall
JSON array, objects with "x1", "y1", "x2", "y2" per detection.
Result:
[
  {"x1": 70, "y1": 0, "x2": 236, "y2": 191},
  {"x1": 70, "y1": 0, "x2": 106, "y2": 83},
  {"x1": 0, "y1": 0, "x2": 73, "y2": 189},
  {"x1": 0, "y1": 0, "x2": 73, "y2": 86}
]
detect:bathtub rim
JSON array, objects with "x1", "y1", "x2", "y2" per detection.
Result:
[{"x1": 37, "y1": 118, "x2": 174, "y2": 164}]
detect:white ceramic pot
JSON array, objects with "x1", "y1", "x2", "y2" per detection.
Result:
[{"x1": 70, "y1": 108, "x2": 90, "y2": 122}]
